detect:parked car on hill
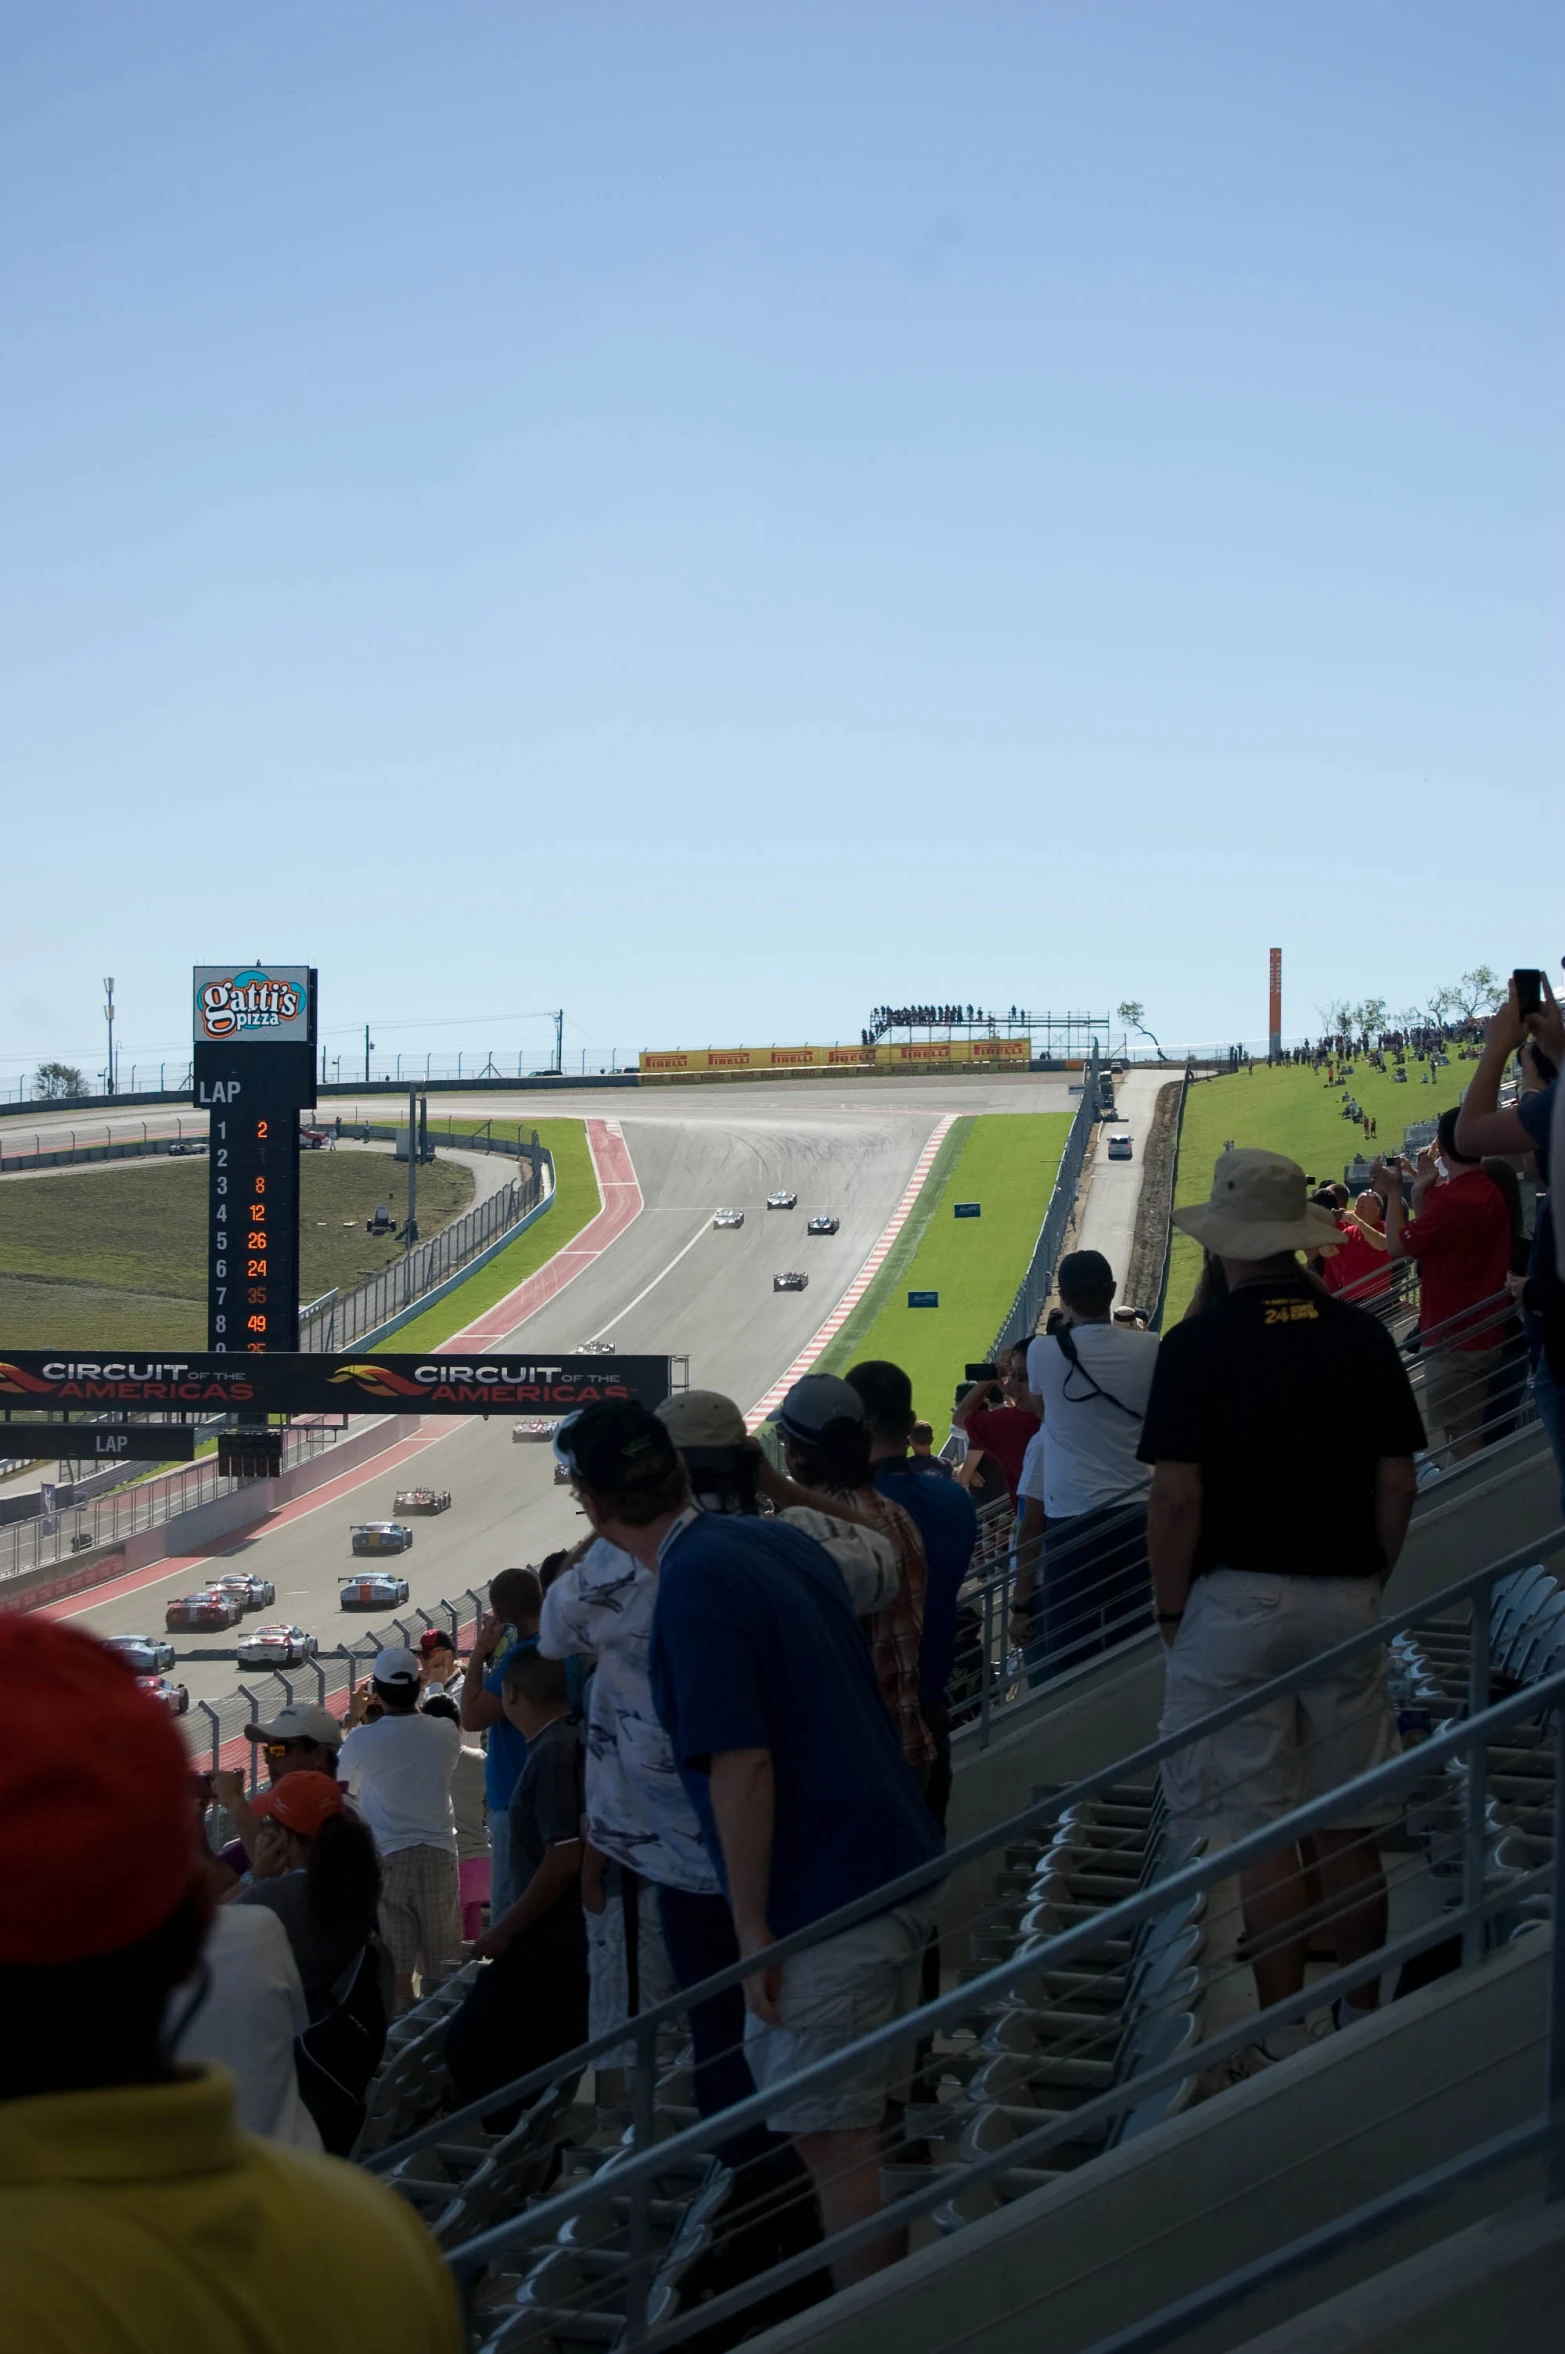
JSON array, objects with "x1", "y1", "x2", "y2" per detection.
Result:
[{"x1": 1106, "y1": 1133, "x2": 1133, "y2": 1162}]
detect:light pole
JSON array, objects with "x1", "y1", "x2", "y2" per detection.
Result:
[{"x1": 103, "y1": 978, "x2": 115, "y2": 1097}]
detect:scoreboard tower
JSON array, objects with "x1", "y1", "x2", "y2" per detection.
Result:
[{"x1": 192, "y1": 966, "x2": 317, "y2": 1353}]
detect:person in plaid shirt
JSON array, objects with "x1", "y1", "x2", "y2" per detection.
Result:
[{"x1": 777, "y1": 1375, "x2": 934, "y2": 1786}]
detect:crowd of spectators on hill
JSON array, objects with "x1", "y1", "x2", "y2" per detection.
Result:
[{"x1": 863, "y1": 1001, "x2": 1033, "y2": 1042}]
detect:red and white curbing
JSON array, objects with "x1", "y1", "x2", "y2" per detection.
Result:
[{"x1": 745, "y1": 1115, "x2": 958, "y2": 1430}]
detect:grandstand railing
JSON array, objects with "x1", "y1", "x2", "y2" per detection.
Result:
[
  {"x1": 298, "y1": 1141, "x2": 551, "y2": 1353},
  {"x1": 367, "y1": 1522, "x2": 1565, "y2": 2348},
  {"x1": 191, "y1": 1586, "x2": 489, "y2": 1777}
]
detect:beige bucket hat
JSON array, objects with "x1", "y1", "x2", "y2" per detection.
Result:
[{"x1": 1173, "y1": 1148, "x2": 1342, "y2": 1259}]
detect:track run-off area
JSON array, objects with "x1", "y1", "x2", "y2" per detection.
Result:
[{"x1": 1, "y1": 1071, "x2": 1122, "y2": 1709}]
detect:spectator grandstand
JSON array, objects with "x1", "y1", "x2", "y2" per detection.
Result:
[{"x1": 7, "y1": 996, "x2": 1561, "y2": 2353}]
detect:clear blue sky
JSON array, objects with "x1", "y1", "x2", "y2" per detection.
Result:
[{"x1": 3, "y1": 2, "x2": 1559, "y2": 1081}]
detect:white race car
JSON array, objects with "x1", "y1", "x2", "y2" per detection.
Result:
[
  {"x1": 107, "y1": 1634, "x2": 177, "y2": 1675},
  {"x1": 237, "y1": 1624, "x2": 318, "y2": 1669},
  {"x1": 512, "y1": 1418, "x2": 560, "y2": 1443},
  {"x1": 340, "y1": 1571, "x2": 412, "y2": 1611},
  {"x1": 712, "y1": 1208, "x2": 745, "y2": 1229},
  {"x1": 766, "y1": 1190, "x2": 798, "y2": 1210},
  {"x1": 214, "y1": 1572, "x2": 277, "y2": 1612},
  {"x1": 806, "y1": 1214, "x2": 840, "y2": 1235}
]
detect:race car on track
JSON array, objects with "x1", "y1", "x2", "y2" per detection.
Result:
[
  {"x1": 712, "y1": 1208, "x2": 745, "y2": 1229},
  {"x1": 340, "y1": 1570, "x2": 411, "y2": 1611},
  {"x1": 165, "y1": 1140, "x2": 206, "y2": 1157},
  {"x1": 107, "y1": 1634, "x2": 177, "y2": 1675},
  {"x1": 166, "y1": 1590, "x2": 244, "y2": 1633},
  {"x1": 351, "y1": 1522, "x2": 414, "y2": 1556},
  {"x1": 806, "y1": 1214, "x2": 840, "y2": 1235},
  {"x1": 215, "y1": 1572, "x2": 276, "y2": 1612},
  {"x1": 554, "y1": 1461, "x2": 574, "y2": 1486},
  {"x1": 138, "y1": 1674, "x2": 190, "y2": 1715},
  {"x1": 578, "y1": 1341, "x2": 615, "y2": 1356},
  {"x1": 513, "y1": 1418, "x2": 560, "y2": 1443},
  {"x1": 774, "y1": 1271, "x2": 809, "y2": 1292},
  {"x1": 1106, "y1": 1133, "x2": 1134, "y2": 1162},
  {"x1": 766, "y1": 1190, "x2": 798, "y2": 1210},
  {"x1": 392, "y1": 1488, "x2": 452, "y2": 1515},
  {"x1": 238, "y1": 1623, "x2": 318, "y2": 1669}
]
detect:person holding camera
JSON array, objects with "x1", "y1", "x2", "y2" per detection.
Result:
[
  {"x1": 950, "y1": 1347, "x2": 1039, "y2": 1501},
  {"x1": 1372, "y1": 1107, "x2": 1511, "y2": 1461},
  {"x1": 1017, "y1": 1252, "x2": 1159, "y2": 1673}
]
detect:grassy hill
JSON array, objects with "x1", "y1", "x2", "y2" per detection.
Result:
[{"x1": 1163, "y1": 1050, "x2": 1477, "y2": 1321}]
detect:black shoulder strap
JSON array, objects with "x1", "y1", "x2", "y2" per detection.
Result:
[{"x1": 1054, "y1": 1325, "x2": 1146, "y2": 1421}]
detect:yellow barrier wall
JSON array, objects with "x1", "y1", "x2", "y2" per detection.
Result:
[{"x1": 638, "y1": 1039, "x2": 1031, "y2": 1076}]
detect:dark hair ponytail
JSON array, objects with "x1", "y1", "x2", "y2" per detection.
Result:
[{"x1": 305, "y1": 1812, "x2": 381, "y2": 1936}]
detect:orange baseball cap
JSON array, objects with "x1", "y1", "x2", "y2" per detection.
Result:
[
  {"x1": 251, "y1": 1770, "x2": 348, "y2": 1837},
  {"x1": 0, "y1": 1619, "x2": 198, "y2": 1964}
]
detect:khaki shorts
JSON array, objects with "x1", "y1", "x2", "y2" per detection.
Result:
[
  {"x1": 744, "y1": 1901, "x2": 935, "y2": 2135},
  {"x1": 1159, "y1": 1571, "x2": 1399, "y2": 1838},
  {"x1": 379, "y1": 1843, "x2": 462, "y2": 1987},
  {"x1": 1420, "y1": 1342, "x2": 1502, "y2": 1442}
]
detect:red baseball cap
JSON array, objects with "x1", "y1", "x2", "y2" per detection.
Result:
[
  {"x1": 251, "y1": 1770, "x2": 348, "y2": 1836},
  {"x1": 0, "y1": 1619, "x2": 199, "y2": 1965}
]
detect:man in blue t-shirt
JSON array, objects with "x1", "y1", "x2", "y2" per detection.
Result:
[
  {"x1": 846, "y1": 1359, "x2": 976, "y2": 1833},
  {"x1": 556, "y1": 1400, "x2": 940, "y2": 2293},
  {"x1": 458, "y1": 1567, "x2": 542, "y2": 1920}
]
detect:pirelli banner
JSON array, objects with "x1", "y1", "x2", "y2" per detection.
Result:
[{"x1": 640, "y1": 1039, "x2": 1031, "y2": 1081}]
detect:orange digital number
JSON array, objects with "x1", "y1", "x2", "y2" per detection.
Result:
[
  {"x1": 247, "y1": 1340, "x2": 266, "y2": 1353},
  {"x1": 247, "y1": 1230, "x2": 267, "y2": 1249},
  {"x1": 253, "y1": 1176, "x2": 266, "y2": 1194},
  {"x1": 249, "y1": 1203, "x2": 266, "y2": 1221},
  {"x1": 246, "y1": 1314, "x2": 267, "y2": 1333},
  {"x1": 256, "y1": 1120, "x2": 269, "y2": 1139},
  {"x1": 247, "y1": 1258, "x2": 268, "y2": 1276}
]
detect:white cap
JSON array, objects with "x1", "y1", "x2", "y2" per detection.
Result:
[
  {"x1": 243, "y1": 1703, "x2": 342, "y2": 1747},
  {"x1": 372, "y1": 1645, "x2": 421, "y2": 1688}
]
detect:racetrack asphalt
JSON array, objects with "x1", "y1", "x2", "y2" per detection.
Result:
[{"x1": 3, "y1": 1074, "x2": 1079, "y2": 1701}]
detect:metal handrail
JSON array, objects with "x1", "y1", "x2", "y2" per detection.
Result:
[
  {"x1": 369, "y1": 1521, "x2": 1565, "y2": 2186},
  {"x1": 435, "y1": 1666, "x2": 1565, "y2": 2342}
]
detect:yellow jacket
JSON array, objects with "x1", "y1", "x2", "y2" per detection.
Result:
[{"x1": 0, "y1": 2066, "x2": 463, "y2": 2352}]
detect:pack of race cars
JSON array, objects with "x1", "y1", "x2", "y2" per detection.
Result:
[{"x1": 709, "y1": 1185, "x2": 841, "y2": 1292}]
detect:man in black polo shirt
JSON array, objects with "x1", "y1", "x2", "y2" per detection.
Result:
[{"x1": 1140, "y1": 1149, "x2": 1425, "y2": 2072}]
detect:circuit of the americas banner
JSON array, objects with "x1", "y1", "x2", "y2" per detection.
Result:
[
  {"x1": 0, "y1": 1351, "x2": 673, "y2": 1416},
  {"x1": 640, "y1": 1038, "x2": 1032, "y2": 1074}
]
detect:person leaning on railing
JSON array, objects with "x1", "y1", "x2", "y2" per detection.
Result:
[{"x1": 1140, "y1": 1148, "x2": 1426, "y2": 2085}]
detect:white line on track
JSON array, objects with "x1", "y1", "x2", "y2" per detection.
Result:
[
  {"x1": 591, "y1": 1215, "x2": 715, "y2": 1330},
  {"x1": 745, "y1": 1115, "x2": 958, "y2": 1427}
]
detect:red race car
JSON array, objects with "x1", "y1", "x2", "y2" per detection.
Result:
[{"x1": 165, "y1": 1590, "x2": 244, "y2": 1634}]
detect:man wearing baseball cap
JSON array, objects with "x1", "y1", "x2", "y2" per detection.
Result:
[
  {"x1": 555, "y1": 1399, "x2": 940, "y2": 2292},
  {"x1": 341, "y1": 1644, "x2": 462, "y2": 2011},
  {"x1": 1018, "y1": 1248, "x2": 1160, "y2": 1675},
  {"x1": 0, "y1": 1619, "x2": 462, "y2": 2349},
  {"x1": 1139, "y1": 1149, "x2": 1425, "y2": 2077}
]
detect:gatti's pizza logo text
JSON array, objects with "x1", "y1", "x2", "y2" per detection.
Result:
[{"x1": 198, "y1": 969, "x2": 306, "y2": 1039}]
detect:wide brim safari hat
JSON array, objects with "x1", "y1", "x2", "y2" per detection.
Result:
[{"x1": 1173, "y1": 1148, "x2": 1343, "y2": 1259}]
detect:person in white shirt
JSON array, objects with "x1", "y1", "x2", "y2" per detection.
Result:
[
  {"x1": 340, "y1": 1645, "x2": 461, "y2": 2009},
  {"x1": 172, "y1": 1901, "x2": 322, "y2": 2150},
  {"x1": 1020, "y1": 1251, "x2": 1159, "y2": 1674}
]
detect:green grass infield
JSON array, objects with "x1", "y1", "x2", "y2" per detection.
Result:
[
  {"x1": 813, "y1": 1111, "x2": 1071, "y2": 1428},
  {"x1": 381, "y1": 1119, "x2": 599, "y2": 1352}
]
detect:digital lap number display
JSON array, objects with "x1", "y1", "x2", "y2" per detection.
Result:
[{"x1": 205, "y1": 1087, "x2": 301, "y2": 1352}]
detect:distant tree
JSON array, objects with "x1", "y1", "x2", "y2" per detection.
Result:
[
  {"x1": 1358, "y1": 995, "x2": 1388, "y2": 1038},
  {"x1": 1427, "y1": 983, "x2": 1460, "y2": 1030},
  {"x1": 1395, "y1": 1004, "x2": 1425, "y2": 1035},
  {"x1": 1315, "y1": 997, "x2": 1352, "y2": 1040},
  {"x1": 1117, "y1": 999, "x2": 1165, "y2": 1055},
  {"x1": 32, "y1": 1061, "x2": 84, "y2": 1099},
  {"x1": 1454, "y1": 965, "x2": 1501, "y2": 1020}
]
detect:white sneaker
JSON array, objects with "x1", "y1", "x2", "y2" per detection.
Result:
[{"x1": 1195, "y1": 2021, "x2": 1312, "y2": 2100}]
